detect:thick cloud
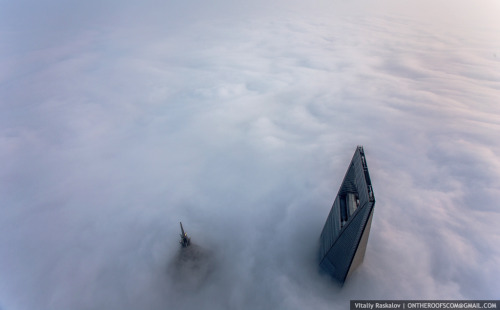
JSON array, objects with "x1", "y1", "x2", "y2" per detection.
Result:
[{"x1": 1, "y1": 1, "x2": 499, "y2": 309}]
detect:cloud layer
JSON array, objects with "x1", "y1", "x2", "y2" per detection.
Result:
[{"x1": 1, "y1": 1, "x2": 500, "y2": 309}]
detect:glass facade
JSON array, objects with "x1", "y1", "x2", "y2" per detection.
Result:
[{"x1": 318, "y1": 146, "x2": 376, "y2": 284}]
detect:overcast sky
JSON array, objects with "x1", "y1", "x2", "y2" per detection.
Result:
[{"x1": 1, "y1": 1, "x2": 500, "y2": 309}]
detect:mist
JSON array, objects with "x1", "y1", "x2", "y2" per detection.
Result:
[{"x1": 1, "y1": 1, "x2": 499, "y2": 309}]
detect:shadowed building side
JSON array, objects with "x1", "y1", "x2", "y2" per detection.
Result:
[{"x1": 319, "y1": 146, "x2": 375, "y2": 285}]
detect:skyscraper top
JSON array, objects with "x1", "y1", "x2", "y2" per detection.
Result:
[{"x1": 318, "y1": 146, "x2": 376, "y2": 284}]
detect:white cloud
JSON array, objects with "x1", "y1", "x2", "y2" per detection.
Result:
[{"x1": 1, "y1": 1, "x2": 500, "y2": 309}]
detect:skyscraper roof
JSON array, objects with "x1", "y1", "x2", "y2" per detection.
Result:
[{"x1": 319, "y1": 146, "x2": 376, "y2": 284}]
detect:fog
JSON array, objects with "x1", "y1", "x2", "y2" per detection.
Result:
[{"x1": 1, "y1": 1, "x2": 500, "y2": 309}]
